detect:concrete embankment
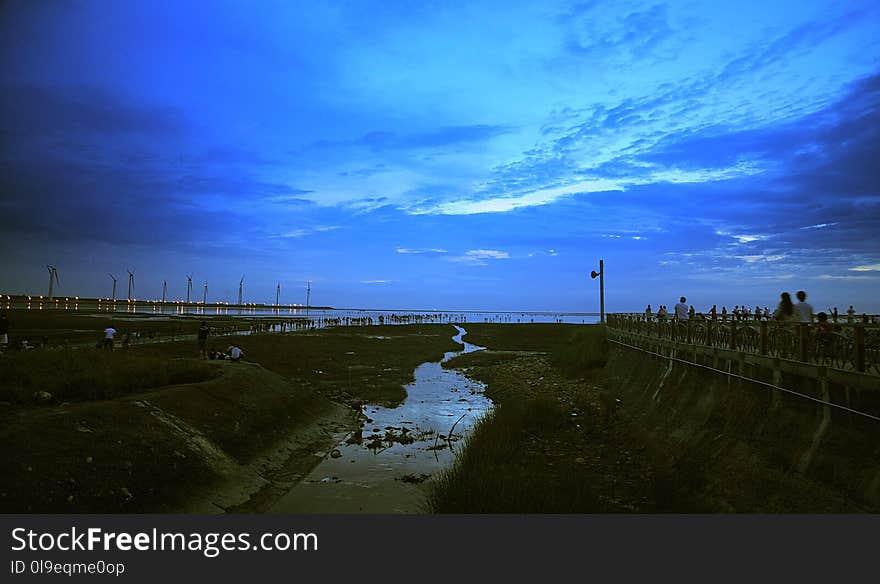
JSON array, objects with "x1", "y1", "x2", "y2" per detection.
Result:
[{"x1": 600, "y1": 342, "x2": 880, "y2": 511}]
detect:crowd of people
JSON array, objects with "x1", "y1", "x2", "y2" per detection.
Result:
[{"x1": 642, "y1": 292, "x2": 871, "y2": 325}]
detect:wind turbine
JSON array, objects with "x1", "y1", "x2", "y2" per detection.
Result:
[
  {"x1": 46, "y1": 265, "x2": 59, "y2": 299},
  {"x1": 276, "y1": 282, "x2": 281, "y2": 308},
  {"x1": 127, "y1": 269, "x2": 135, "y2": 301},
  {"x1": 108, "y1": 273, "x2": 117, "y2": 301},
  {"x1": 162, "y1": 280, "x2": 167, "y2": 303},
  {"x1": 202, "y1": 280, "x2": 208, "y2": 304},
  {"x1": 306, "y1": 280, "x2": 311, "y2": 313},
  {"x1": 237, "y1": 275, "x2": 244, "y2": 312},
  {"x1": 186, "y1": 274, "x2": 193, "y2": 303}
]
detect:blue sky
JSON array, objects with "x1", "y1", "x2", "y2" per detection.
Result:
[{"x1": 1, "y1": 0, "x2": 879, "y2": 312}]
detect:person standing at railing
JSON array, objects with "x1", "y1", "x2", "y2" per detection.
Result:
[
  {"x1": 846, "y1": 306, "x2": 855, "y2": 323},
  {"x1": 795, "y1": 291, "x2": 814, "y2": 323},
  {"x1": 645, "y1": 304, "x2": 653, "y2": 321},
  {"x1": 708, "y1": 305, "x2": 717, "y2": 320},
  {"x1": 763, "y1": 306, "x2": 770, "y2": 320},
  {"x1": 674, "y1": 297, "x2": 689, "y2": 321},
  {"x1": 773, "y1": 292, "x2": 795, "y2": 321},
  {"x1": 721, "y1": 306, "x2": 728, "y2": 321},
  {"x1": 755, "y1": 305, "x2": 762, "y2": 321}
]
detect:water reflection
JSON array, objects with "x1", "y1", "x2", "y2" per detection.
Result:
[{"x1": 269, "y1": 326, "x2": 492, "y2": 513}]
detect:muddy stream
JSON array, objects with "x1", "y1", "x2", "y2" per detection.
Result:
[{"x1": 269, "y1": 326, "x2": 492, "y2": 513}]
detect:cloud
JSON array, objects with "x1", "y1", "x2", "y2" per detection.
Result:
[
  {"x1": 817, "y1": 274, "x2": 879, "y2": 280},
  {"x1": 274, "y1": 225, "x2": 340, "y2": 239},
  {"x1": 395, "y1": 248, "x2": 448, "y2": 254},
  {"x1": 849, "y1": 264, "x2": 880, "y2": 272},
  {"x1": 317, "y1": 124, "x2": 512, "y2": 152},
  {"x1": 361, "y1": 279, "x2": 394, "y2": 284},
  {"x1": 448, "y1": 249, "x2": 510, "y2": 266},
  {"x1": 734, "y1": 254, "x2": 786, "y2": 263},
  {"x1": 413, "y1": 179, "x2": 624, "y2": 215}
]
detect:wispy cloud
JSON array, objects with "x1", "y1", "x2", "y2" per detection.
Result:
[
  {"x1": 448, "y1": 249, "x2": 510, "y2": 266},
  {"x1": 395, "y1": 247, "x2": 448, "y2": 254},
  {"x1": 273, "y1": 225, "x2": 340, "y2": 239},
  {"x1": 849, "y1": 264, "x2": 880, "y2": 272}
]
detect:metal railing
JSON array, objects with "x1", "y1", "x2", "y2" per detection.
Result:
[{"x1": 606, "y1": 314, "x2": 880, "y2": 375}]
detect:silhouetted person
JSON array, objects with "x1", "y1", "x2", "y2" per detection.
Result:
[
  {"x1": 645, "y1": 304, "x2": 652, "y2": 321},
  {"x1": 227, "y1": 344, "x2": 244, "y2": 362},
  {"x1": 198, "y1": 321, "x2": 210, "y2": 359},
  {"x1": 0, "y1": 312, "x2": 8, "y2": 353},
  {"x1": 721, "y1": 306, "x2": 728, "y2": 321},
  {"x1": 794, "y1": 290, "x2": 813, "y2": 323},
  {"x1": 846, "y1": 306, "x2": 855, "y2": 323},
  {"x1": 773, "y1": 293, "x2": 795, "y2": 321},
  {"x1": 103, "y1": 325, "x2": 117, "y2": 350},
  {"x1": 709, "y1": 305, "x2": 717, "y2": 320},
  {"x1": 674, "y1": 297, "x2": 689, "y2": 321}
]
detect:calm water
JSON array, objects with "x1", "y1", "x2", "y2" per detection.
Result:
[
  {"x1": 268, "y1": 326, "x2": 492, "y2": 513},
  {"x1": 3, "y1": 298, "x2": 600, "y2": 324}
]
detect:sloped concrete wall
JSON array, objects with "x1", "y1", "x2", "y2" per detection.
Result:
[{"x1": 600, "y1": 343, "x2": 880, "y2": 512}]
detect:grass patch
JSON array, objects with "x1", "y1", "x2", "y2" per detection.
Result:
[
  {"x1": 550, "y1": 326, "x2": 609, "y2": 378},
  {"x1": 135, "y1": 324, "x2": 460, "y2": 406},
  {"x1": 429, "y1": 393, "x2": 629, "y2": 513},
  {"x1": 0, "y1": 349, "x2": 218, "y2": 403},
  {"x1": 459, "y1": 323, "x2": 580, "y2": 352}
]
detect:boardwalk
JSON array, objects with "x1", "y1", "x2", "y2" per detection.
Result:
[{"x1": 607, "y1": 314, "x2": 880, "y2": 376}]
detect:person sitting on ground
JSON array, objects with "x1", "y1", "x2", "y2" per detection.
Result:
[
  {"x1": 226, "y1": 344, "x2": 244, "y2": 362},
  {"x1": 773, "y1": 292, "x2": 795, "y2": 321},
  {"x1": 794, "y1": 290, "x2": 814, "y2": 323}
]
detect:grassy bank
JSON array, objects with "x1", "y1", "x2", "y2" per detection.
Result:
[
  {"x1": 432, "y1": 323, "x2": 874, "y2": 512},
  {"x1": 430, "y1": 324, "x2": 664, "y2": 512},
  {"x1": 0, "y1": 362, "x2": 343, "y2": 512},
  {"x1": 0, "y1": 308, "x2": 296, "y2": 347},
  {"x1": 0, "y1": 323, "x2": 460, "y2": 512},
  {"x1": 0, "y1": 349, "x2": 218, "y2": 403},
  {"x1": 135, "y1": 324, "x2": 460, "y2": 406}
]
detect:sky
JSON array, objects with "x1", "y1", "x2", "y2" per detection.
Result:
[{"x1": 1, "y1": 0, "x2": 879, "y2": 312}]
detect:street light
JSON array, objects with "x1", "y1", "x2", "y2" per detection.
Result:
[{"x1": 590, "y1": 259, "x2": 605, "y2": 324}]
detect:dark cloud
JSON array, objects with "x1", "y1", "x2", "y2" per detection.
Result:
[
  {"x1": 0, "y1": 84, "x2": 309, "y2": 247},
  {"x1": 0, "y1": 85, "x2": 185, "y2": 141},
  {"x1": 316, "y1": 124, "x2": 513, "y2": 152}
]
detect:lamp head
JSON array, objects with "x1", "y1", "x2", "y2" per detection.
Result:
[{"x1": 590, "y1": 270, "x2": 600, "y2": 279}]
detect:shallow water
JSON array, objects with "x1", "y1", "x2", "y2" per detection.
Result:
[{"x1": 268, "y1": 326, "x2": 492, "y2": 513}]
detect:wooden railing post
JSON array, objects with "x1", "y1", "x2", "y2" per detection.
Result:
[
  {"x1": 730, "y1": 320, "x2": 737, "y2": 350},
  {"x1": 798, "y1": 323, "x2": 809, "y2": 363},
  {"x1": 854, "y1": 325, "x2": 866, "y2": 373},
  {"x1": 687, "y1": 319, "x2": 692, "y2": 344},
  {"x1": 760, "y1": 321, "x2": 768, "y2": 355}
]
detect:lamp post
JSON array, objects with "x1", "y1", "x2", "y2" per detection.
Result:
[{"x1": 590, "y1": 259, "x2": 605, "y2": 324}]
